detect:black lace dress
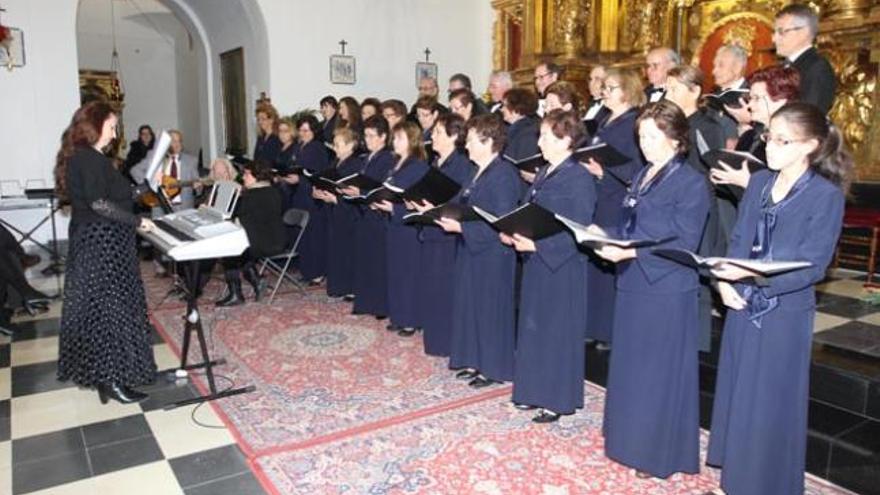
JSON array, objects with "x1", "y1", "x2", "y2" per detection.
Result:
[{"x1": 57, "y1": 146, "x2": 157, "y2": 388}]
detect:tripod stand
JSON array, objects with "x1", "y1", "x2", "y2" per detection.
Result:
[{"x1": 159, "y1": 260, "x2": 255, "y2": 410}]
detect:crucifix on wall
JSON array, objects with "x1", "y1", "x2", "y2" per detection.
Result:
[
  {"x1": 330, "y1": 38, "x2": 355, "y2": 84},
  {"x1": 416, "y1": 46, "x2": 437, "y2": 88}
]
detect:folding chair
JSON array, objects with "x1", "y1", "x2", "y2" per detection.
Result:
[{"x1": 259, "y1": 208, "x2": 309, "y2": 303}]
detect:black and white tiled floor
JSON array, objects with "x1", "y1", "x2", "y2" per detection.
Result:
[
  {"x1": 1, "y1": 270, "x2": 266, "y2": 494},
  {"x1": 3, "y1": 260, "x2": 880, "y2": 494}
]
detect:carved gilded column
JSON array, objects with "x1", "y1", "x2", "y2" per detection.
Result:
[{"x1": 820, "y1": 0, "x2": 880, "y2": 181}]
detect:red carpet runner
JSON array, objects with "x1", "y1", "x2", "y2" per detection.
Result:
[{"x1": 146, "y1": 269, "x2": 854, "y2": 495}]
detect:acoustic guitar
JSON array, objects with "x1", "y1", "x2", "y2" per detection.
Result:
[{"x1": 141, "y1": 175, "x2": 213, "y2": 208}]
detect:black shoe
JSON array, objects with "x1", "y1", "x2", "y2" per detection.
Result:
[
  {"x1": 468, "y1": 376, "x2": 500, "y2": 388},
  {"x1": 532, "y1": 409, "x2": 561, "y2": 423},
  {"x1": 215, "y1": 279, "x2": 245, "y2": 307},
  {"x1": 397, "y1": 327, "x2": 416, "y2": 337},
  {"x1": 307, "y1": 277, "x2": 325, "y2": 287},
  {"x1": 455, "y1": 369, "x2": 478, "y2": 380},
  {"x1": 374, "y1": 315, "x2": 387, "y2": 320},
  {"x1": 242, "y1": 265, "x2": 266, "y2": 302},
  {"x1": 596, "y1": 342, "x2": 611, "y2": 351},
  {"x1": 97, "y1": 382, "x2": 149, "y2": 405},
  {"x1": 386, "y1": 323, "x2": 403, "y2": 332},
  {"x1": 343, "y1": 294, "x2": 355, "y2": 302},
  {"x1": 514, "y1": 403, "x2": 537, "y2": 410}
]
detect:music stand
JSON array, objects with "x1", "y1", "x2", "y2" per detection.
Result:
[{"x1": 24, "y1": 188, "x2": 66, "y2": 276}]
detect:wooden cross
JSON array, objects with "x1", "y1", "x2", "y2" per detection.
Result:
[
  {"x1": 339, "y1": 39, "x2": 348, "y2": 55},
  {"x1": 424, "y1": 47, "x2": 431, "y2": 62}
]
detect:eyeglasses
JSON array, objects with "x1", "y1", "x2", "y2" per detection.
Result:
[
  {"x1": 773, "y1": 25, "x2": 806, "y2": 36},
  {"x1": 761, "y1": 131, "x2": 807, "y2": 146},
  {"x1": 534, "y1": 72, "x2": 552, "y2": 81},
  {"x1": 601, "y1": 84, "x2": 621, "y2": 92}
]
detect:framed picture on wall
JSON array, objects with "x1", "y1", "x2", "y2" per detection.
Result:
[
  {"x1": 0, "y1": 27, "x2": 26, "y2": 68},
  {"x1": 415, "y1": 62, "x2": 437, "y2": 87},
  {"x1": 330, "y1": 55, "x2": 356, "y2": 85}
]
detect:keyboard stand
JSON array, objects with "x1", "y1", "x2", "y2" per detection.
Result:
[{"x1": 161, "y1": 260, "x2": 255, "y2": 410}]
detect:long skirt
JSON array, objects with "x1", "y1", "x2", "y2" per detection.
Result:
[
  {"x1": 603, "y1": 289, "x2": 700, "y2": 478},
  {"x1": 707, "y1": 305, "x2": 813, "y2": 495},
  {"x1": 57, "y1": 221, "x2": 156, "y2": 388}
]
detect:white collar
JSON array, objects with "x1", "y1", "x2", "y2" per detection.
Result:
[{"x1": 788, "y1": 45, "x2": 812, "y2": 64}]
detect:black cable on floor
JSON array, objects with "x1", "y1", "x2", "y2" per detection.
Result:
[{"x1": 187, "y1": 372, "x2": 236, "y2": 429}]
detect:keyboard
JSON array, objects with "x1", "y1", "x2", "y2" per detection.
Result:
[{"x1": 141, "y1": 208, "x2": 249, "y2": 262}]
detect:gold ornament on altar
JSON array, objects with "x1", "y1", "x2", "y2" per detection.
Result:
[{"x1": 722, "y1": 23, "x2": 756, "y2": 56}]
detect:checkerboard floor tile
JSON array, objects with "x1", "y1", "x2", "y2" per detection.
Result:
[{"x1": 1, "y1": 287, "x2": 264, "y2": 495}]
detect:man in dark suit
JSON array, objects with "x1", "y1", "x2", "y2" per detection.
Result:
[
  {"x1": 711, "y1": 44, "x2": 750, "y2": 147},
  {"x1": 773, "y1": 3, "x2": 836, "y2": 114},
  {"x1": 448, "y1": 73, "x2": 489, "y2": 115},
  {"x1": 487, "y1": 70, "x2": 513, "y2": 115},
  {"x1": 644, "y1": 47, "x2": 680, "y2": 104}
]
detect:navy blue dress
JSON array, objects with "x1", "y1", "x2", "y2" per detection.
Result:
[
  {"x1": 385, "y1": 157, "x2": 430, "y2": 329},
  {"x1": 352, "y1": 150, "x2": 396, "y2": 316},
  {"x1": 512, "y1": 157, "x2": 596, "y2": 413},
  {"x1": 448, "y1": 157, "x2": 520, "y2": 380},
  {"x1": 585, "y1": 108, "x2": 644, "y2": 344},
  {"x1": 291, "y1": 140, "x2": 330, "y2": 281},
  {"x1": 603, "y1": 156, "x2": 710, "y2": 478},
  {"x1": 254, "y1": 133, "x2": 283, "y2": 164},
  {"x1": 707, "y1": 170, "x2": 844, "y2": 495},
  {"x1": 326, "y1": 154, "x2": 365, "y2": 297},
  {"x1": 416, "y1": 150, "x2": 475, "y2": 356},
  {"x1": 275, "y1": 143, "x2": 297, "y2": 212},
  {"x1": 504, "y1": 117, "x2": 540, "y2": 162}
]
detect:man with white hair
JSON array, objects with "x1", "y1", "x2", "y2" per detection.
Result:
[
  {"x1": 711, "y1": 44, "x2": 749, "y2": 145},
  {"x1": 487, "y1": 70, "x2": 513, "y2": 115},
  {"x1": 644, "y1": 47, "x2": 680, "y2": 103},
  {"x1": 773, "y1": 3, "x2": 836, "y2": 113}
]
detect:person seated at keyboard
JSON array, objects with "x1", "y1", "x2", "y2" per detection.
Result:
[
  {"x1": 215, "y1": 160, "x2": 286, "y2": 306},
  {"x1": 1, "y1": 224, "x2": 51, "y2": 334}
]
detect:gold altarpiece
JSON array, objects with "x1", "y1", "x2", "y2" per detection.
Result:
[{"x1": 492, "y1": 0, "x2": 880, "y2": 180}]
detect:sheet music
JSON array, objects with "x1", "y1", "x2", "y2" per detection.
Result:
[{"x1": 146, "y1": 131, "x2": 173, "y2": 192}]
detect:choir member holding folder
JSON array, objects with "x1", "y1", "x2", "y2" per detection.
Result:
[
  {"x1": 290, "y1": 115, "x2": 331, "y2": 284},
  {"x1": 709, "y1": 65, "x2": 800, "y2": 203},
  {"x1": 598, "y1": 101, "x2": 710, "y2": 478},
  {"x1": 372, "y1": 122, "x2": 430, "y2": 335},
  {"x1": 706, "y1": 102, "x2": 850, "y2": 495},
  {"x1": 350, "y1": 116, "x2": 396, "y2": 318},
  {"x1": 501, "y1": 88, "x2": 541, "y2": 184},
  {"x1": 411, "y1": 114, "x2": 475, "y2": 355},
  {"x1": 313, "y1": 128, "x2": 365, "y2": 299},
  {"x1": 507, "y1": 110, "x2": 596, "y2": 423},
  {"x1": 436, "y1": 115, "x2": 520, "y2": 387},
  {"x1": 582, "y1": 68, "x2": 646, "y2": 348}
]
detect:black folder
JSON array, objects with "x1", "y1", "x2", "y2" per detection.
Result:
[
  {"x1": 403, "y1": 202, "x2": 479, "y2": 225},
  {"x1": 701, "y1": 149, "x2": 765, "y2": 173},
  {"x1": 653, "y1": 248, "x2": 812, "y2": 276},
  {"x1": 704, "y1": 88, "x2": 750, "y2": 111},
  {"x1": 554, "y1": 214, "x2": 675, "y2": 249},
  {"x1": 273, "y1": 166, "x2": 305, "y2": 177},
  {"x1": 335, "y1": 173, "x2": 384, "y2": 191},
  {"x1": 583, "y1": 119, "x2": 600, "y2": 137},
  {"x1": 572, "y1": 142, "x2": 630, "y2": 167},
  {"x1": 503, "y1": 153, "x2": 545, "y2": 173},
  {"x1": 400, "y1": 168, "x2": 461, "y2": 205},
  {"x1": 303, "y1": 169, "x2": 342, "y2": 193},
  {"x1": 473, "y1": 202, "x2": 565, "y2": 240}
]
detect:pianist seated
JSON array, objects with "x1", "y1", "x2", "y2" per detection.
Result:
[{"x1": 215, "y1": 159, "x2": 287, "y2": 307}]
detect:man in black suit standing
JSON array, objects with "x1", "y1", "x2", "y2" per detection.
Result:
[
  {"x1": 644, "y1": 47, "x2": 680, "y2": 104},
  {"x1": 773, "y1": 3, "x2": 836, "y2": 114}
]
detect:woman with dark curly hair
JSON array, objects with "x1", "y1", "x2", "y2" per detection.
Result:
[{"x1": 54, "y1": 101, "x2": 158, "y2": 404}]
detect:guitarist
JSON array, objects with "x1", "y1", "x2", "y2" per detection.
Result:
[{"x1": 130, "y1": 129, "x2": 200, "y2": 276}]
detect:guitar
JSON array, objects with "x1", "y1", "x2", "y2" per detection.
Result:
[{"x1": 141, "y1": 176, "x2": 214, "y2": 208}]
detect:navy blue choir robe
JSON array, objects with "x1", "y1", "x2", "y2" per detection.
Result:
[
  {"x1": 385, "y1": 157, "x2": 430, "y2": 328},
  {"x1": 275, "y1": 143, "x2": 297, "y2": 212},
  {"x1": 290, "y1": 139, "x2": 330, "y2": 281},
  {"x1": 352, "y1": 150, "x2": 396, "y2": 316},
  {"x1": 512, "y1": 157, "x2": 596, "y2": 413},
  {"x1": 585, "y1": 108, "x2": 644, "y2": 344},
  {"x1": 416, "y1": 150, "x2": 475, "y2": 357},
  {"x1": 325, "y1": 154, "x2": 365, "y2": 297},
  {"x1": 603, "y1": 156, "x2": 710, "y2": 478},
  {"x1": 688, "y1": 109, "x2": 729, "y2": 352},
  {"x1": 254, "y1": 133, "x2": 283, "y2": 164},
  {"x1": 707, "y1": 170, "x2": 844, "y2": 495},
  {"x1": 448, "y1": 157, "x2": 520, "y2": 380},
  {"x1": 503, "y1": 116, "x2": 540, "y2": 162}
]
